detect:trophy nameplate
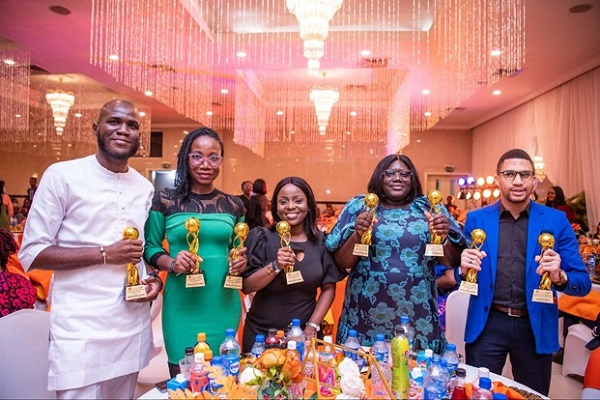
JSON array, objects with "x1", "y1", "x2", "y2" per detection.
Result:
[
  {"x1": 186, "y1": 272, "x2": 206, "y2": 288},
  {"x1": 223, "y1": 275, "x2": 243, "y2": 290},
  {"x1": 352, "y1": 243, "x2": 370, "y2": 257},
  {"x1": 125, "y1": 284, "x2": 147, "y2": 301},
  {"x1": 424, "y1": 244, "x2": 444, "y2": 257},
  {"x1": 459, "y1": 281, "x2": 478, "y2": 296},
  {"x1": 286, "y1": 270, "x2": 304, "y2": 285},
  {"x1": 532, "y1": 233, "x2": 555, "y2": 304},
  {"x1": 532, "y1": 289, "x2": 554, "y2": 304}
]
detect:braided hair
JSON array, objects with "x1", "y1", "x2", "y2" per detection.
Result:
[
  {"x1": 0, "y1": 229, "x2": 18, "y2": 271},
  {"x1": 174, "y1": 127, "x2": 224, "y2": 202}
]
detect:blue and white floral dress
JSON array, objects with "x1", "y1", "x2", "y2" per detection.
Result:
[{"x1": 326, "y1": 194, "x2": 462, "y2": 352}]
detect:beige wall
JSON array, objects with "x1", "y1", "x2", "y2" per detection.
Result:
[{"x1": 0, "y1": 126, "x2": 472, "y2": 205}]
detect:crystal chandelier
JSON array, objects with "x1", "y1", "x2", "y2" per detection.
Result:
[
  {"x1": 532, "y1": 136, "x2": 546, "y2": 182},
  {"x1": 286, "y1": 0, "x2": 343, "y2": 74},
  {"x1": 45, "y1": 79, "x2": 75, "y2": 136},
  {"x1": 309, "y1": 88, "x2": 339, "y2": 135}
]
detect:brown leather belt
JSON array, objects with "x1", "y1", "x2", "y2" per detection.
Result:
[{"x1": 492, "y1": 304, "x2": 528, "y2": 317}]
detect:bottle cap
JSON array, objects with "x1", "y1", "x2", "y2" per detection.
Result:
[
  {"x1": 348, "y1": 329, "x2": 358, "y2": 337},
  {"x1": 212, "y1": 356, "x2": 223, "y2": 365},
  {"x1": 268, "y1": 328, "x2": 277, "y2": 336},
  {"x1": 256, "y1": 334, "x2": 265, "y2": 342},
  {"x1": 456, "y1": 367, "x2": 466, "y2": 378},
  {"x1": 276, "y1": 330, "x2": 285, "y2": 338},
  {"x1": 400, "y1": 315, "x2": 409, "y2": 324},
  {"x1": 446, "y1": 343, "x2": 456, "y2": 351},
  {"x1": 375, "y1": 333, "x2": 385, "y2": 341},
  {"x1": 292, "y1": 318, "x2": 301, "y2": 326},
  {"x1": 424, "y1": 349, "x2": 434, "y2": 358},
  {"x1": 394, "y1": 325, "x2": 406, "y2": 336},
  {"x1": 197, "y1": 332, "x2": 206, "y2": 341},
  {"x1": 225, "y1": 328, "x2": 235, "y2": 336},
  {"x1": 479, "y1": 377, "x2": 492, "y2": 390},
  {"x1": 175, "y1": 373, "x2": 186, "y2": 382},
  {"x1": 492, "y1": 393, "x2": 508, "y2": 400},
  {"x1": 288, "y1": 340, "x2": 297, "y2": 350},
  {"x1": 185, "y1": 347, "x2": 194, "y2": 356},
  {"x1": 323, "y1": 335, "x2": 333, "y2": 343}
]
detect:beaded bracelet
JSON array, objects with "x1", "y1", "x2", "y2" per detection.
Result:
[
  {"x1": 168, "y1": 259, "x2": 176, "y2": 273},
  {"x1": 100, "y1": 245, "x2": 107, "y2": 265}
]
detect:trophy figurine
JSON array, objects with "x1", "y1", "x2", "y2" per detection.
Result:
[
  {"x1": 424, "y1": 190, "x2": 445, "y2": 257},
  {"x1": 123, "y1": 227, "x2": 147, "y2": 301},
  {"x1": 224, "y1": 222, "x2": 249, "y2": 289},
  {"x1": 459, "y1": 229, "x2": 486, "y2": 296},
  {"x1": 185, "y1": 217, "x2": 205, "y2": 288},
  {"x1": 276, "y1": 220, "x2": 303, "y2": 285},
  {"x1": 532, "y1": 233, "x2": 556, "y2": 303},
  {"x1": 352, "y1": 193, "x2": 379, "y2": 257}
]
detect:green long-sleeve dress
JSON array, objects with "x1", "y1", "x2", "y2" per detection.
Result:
[{"x1": 144, "y1": 188, "x2": 245, "y2": 364}]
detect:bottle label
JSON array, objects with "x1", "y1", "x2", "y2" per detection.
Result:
[{"x1": 222, "y1": 354, "x2": 240, "y2": 377}]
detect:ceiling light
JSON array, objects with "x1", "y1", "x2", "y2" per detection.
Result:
[
  {"x1": 360, "y1": 49, "x2": 371, "y2": 57},
  {"x1": 74, "y1": 113, "x2": 82, "y2": 118},
  {"x1": 490, "y1": 50, "x2": 502, "y2": 56},
  {"x1": 108, "y1": 54, "x2": 120, "y2": 61},
  {"x1": 236, "y1": 51, "x2": 247, "y2": 58},
  {"x1": 482, "y1": 189, "x2": 492, "y2": 199},
  {"x1": 220, "y1": 88, "x2": 229, "y2": 94},
  {"x1": 15, "y1": 114, "x2": 21, "y2": 118},
  {"x1": 309, "y1": 87, "x2": 339, "y2": 135},
  {"x1": 569, "y1": 4, "x2": 593, "y2": 13},
  {"x1": 345, "y1": 131, "x2": 351, "y2": 135},
  {"x1": 492, "y1": 90, "x2": 502, "y2": 96},
  {"x1": 46, "y1": 78, "x2": 75, "y2": 136},
  {"x1": 144, "y1": 90, "x2": 153, "y2": 96},
  {"x1": 183, "y1": 130, "x2": 189, "y2": 134},
  {"x1": 349, "y1": 111, "x2": 357, "y2": 116},
  {"x1": 473, "y1": 191, "x2": 482, "y2": 200},
  {"x1": 276, "y1": 110, "x2": 284, "y2": 116},
  {"x1": 424, "y1": 111, "x2": 432, "y2": 117},
  {"x1": 3, "y1": 59, "x2": 16, "y2": 65},
  {"x1": 421, "y1": 89, "x2": 431, "y2": 95},
  {"x1": 206, "y1": 111, "x2": 213, "y2": 116},
  {"x1": 485, "y1": 175, "x2": 494, "y2": 185},
  {"x1": 139, "y1": 111, "x2": 146, "y2": 117},
  {"x1": 477, "y1": 177, "x2": 485, "y2": 186}
]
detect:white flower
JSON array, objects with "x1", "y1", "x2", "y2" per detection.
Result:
[
  {"x1": 239, "y1": 366, "x2": 263, "y2": 390},
  {"x1": 337, "y1": 358, "x2": 360, "y2": 377},
  {"x1": 340, "y1": 373, "x2": 365, "y2": 397},
  {"x1": 335, "y1": 393, "x2": 360, "y2": 400}
]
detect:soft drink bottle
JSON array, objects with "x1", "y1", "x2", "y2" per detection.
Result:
[
  {"x1": 450, "y1": 367, "x2": 468, "y2": 400},
  {"x1": 442, "y1": 343, "x2": 460, "y2": 396},
  {"x1": 194, "y1": 332, "x2": 211, "y2": 356},
  {"x1": 286, "y1": 341, "x2": 304, "y2": 398},
  {"x1": 190, "y1": 352, "x2": 209, "y2": 393},
  {"x1": 277, "y1": 330, "x2": 287, "y2": 349},
  {"x1": 391, "y1": 326, "x2": 410, "y2": 399},
  {"x1": 251, "y1": 334, "x2": 266, "y2": 359},
  {"x1": 317, "y1": 343, "x2": 337, "y2": 396},
  {"x1": 372, "y1": 333, "x2": 392, "y2": 397},
  {"x1": 265, "y1": 328, "x2": 280, "y2": 349},
  {"x1": 472, "y1": 377, "x2": 493, "y2": 399},
  {"x1": 288, "y1": 319, "x2": 305, "y2": 360}
]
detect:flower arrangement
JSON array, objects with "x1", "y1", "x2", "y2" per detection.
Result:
[{"x1": 241, "y1": 348, "x2": 303, "y2": 399}]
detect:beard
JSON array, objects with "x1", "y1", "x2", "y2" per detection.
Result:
[{"x1": 97, "y1": 134, "x2": 140, "y2": 160}]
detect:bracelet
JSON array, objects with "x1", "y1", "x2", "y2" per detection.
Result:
[
  {"x1": 306, "y1": 321, "x2": 321, "y2": 332},
  {"x1": 100, "y1": 245, "x2": 107, "y2": 265},
  {"x1": 168, "y1": 259, "x2": 176, "y2": 274},
  {"x1": 269, "y1": 260, "x2": 281, "y2": 275}
]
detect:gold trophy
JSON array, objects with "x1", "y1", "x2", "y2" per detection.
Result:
[
  {"x1": 276, "y1": 220, "x2": 303, "y2": 285},
  {"x1": 224, "y1": 222, "x2": 248, "y2": 290},
  {"x1": 424, "y1": 190, "x2": 445, "y2": 257},
  {"x1": 532, "y1": 233, "x2": 556, "y2": 303},
  {"x1": 459, "y1": 229, "x2": 486, "y2": 296},
  {"x1": 352, "y1": 193, "x2": 379, "y2": 257},
  {"x1": 185, "y1": 217, "x2": 205, "y2": 288},
  {"x1": 123, "y1": 227, "x2": 147, "y2": 301}
]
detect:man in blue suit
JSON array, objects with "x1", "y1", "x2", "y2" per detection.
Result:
[{"x1": 459, "y1": 149, "x2": 590, "y2": 395}]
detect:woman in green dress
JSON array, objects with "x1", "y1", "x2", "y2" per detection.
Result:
[{"x1": 144, "y1": 128, "x2": 247, "y2": 377}]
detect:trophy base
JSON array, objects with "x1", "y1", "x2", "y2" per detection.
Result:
[
  {"x1": 223, "y1": 275, "x2": 243, "y2": 290},
  {"x1": 186, "y1": 272, "x2": 206, "y2": 288},
  {"x1": 424, "y1": 244, "x2": 444, "y2": 257},
  {"x1": 352, "y1": 243, "x2": 369, "y2": 257},
  {"x1": 459, "y1": 281, "x2": 478, "y2": 296},
  {"x1": 286, "y1": 270, "x2": 304, "y2": 285},
  {"x1": 125, "y1": 284, "x2": 147, "y2": 301},
  {"x1": 532, "y1": 289, "x2": 554, "y2": 303}
]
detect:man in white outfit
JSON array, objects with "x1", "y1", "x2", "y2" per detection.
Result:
[{"x1": 19, "y1": 100, "x2": 162, "y2": 399}]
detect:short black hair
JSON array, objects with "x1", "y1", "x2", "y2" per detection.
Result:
[
  {"x1": 174, "y1": 127, "x2": 224, "y2": 199},
  {"x1": 270, "y1": 176, "x2": 320, "y2": 241},
  {"x1": 241, "y1": 180, "x2": 252, "y2": 191},
  {"x1": 367, "y1": 154, "x2": 423, "y2": 202},
  {"x1": 496, "y1": 149, "x2": 534, "y2": 173},
  {"x1": 252, "y1": 179, "x2": 267, "y2": 195}
]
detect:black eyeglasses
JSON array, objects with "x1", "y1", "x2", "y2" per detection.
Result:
[
  {"x1": 188, "y1": 153, "x2": 223, "y2": 168},
  {"x1": 383, "y1": 169, "x2": 412, "y2": 180},
  {"x1": 498, "y1": 170, "x2": 535, "y2": 181}
]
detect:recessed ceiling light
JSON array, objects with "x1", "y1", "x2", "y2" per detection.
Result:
[
  {"x1": 3, "y1": 59, "x2": 16, "y2": 65},
  {"x1": 492, "y1": 90, "x2": 502, "y2": 96},
  {"x1": 139, "y1": 111, "x2": 146, "y2": 117},
  {"x1": 15, "y1": 114, "x2": 21, "y2": 118},
  {"x1": 422, "y1": 89, "x2": 431, "y2": 95},
  {"x1": 326, "y1": 189, "x2": 331, "y2": 194},
  {"x1": 206, "y1": 111, "x2": 213, "y2": 116},
  {"x1": 424, "y1": 111, "x2": 432, "y2": 117},
  {"x1": 220, "y1": 88, "x2": 229, "y2": 94},
  {"x1": 183, "y1": 130, "x2": 189, "y2": 134},
  {"x1": 346, "y1": 131, "x2": 351, "y2": 135},
  {"x1": 236, "y1": 51, "x2": 247, "y2": 58},
  {"x1": 67, "y1": 143, "x2": 73, "y2": 147},
  {"x1": 290, "y1": 130, "x2": 295, "y2": 135},
  {"x1": 417, "y1": 139, "x2": 422, "y2": 143},
  {"x1": 490, "y1": 50, "x2": 502, "y2": 57},
  {"x1": 49, "y1": 5, "x2": 71, "y2": 15},
  {"x1": 74, "y1": 113, "x2": 82, "y2": 118},
  {"x1": 144, "y1": 90, "x2": 153, "y2": 96},
  {"x1": 569, "y1": 4, "x2": 593, "y2": 13},
  {"x1": 360, "y1": 49, "x2": 371, "y2": 57},
  {"x1": 349, "y1": 111, "x2": 357, "y2": 117},
  {"x1": 108, "y1": 54, "x2": 120, "y2": 61},
  {"x1": 276, "y1": 110, "x2": 284, "y2": 116}
]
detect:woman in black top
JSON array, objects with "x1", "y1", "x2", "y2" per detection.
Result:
[
  {"x1": 246, "y1": 179, "x2": 270, "y2": 229},
  {"x1": 241, "y1": 176, "x2": 345, "y2": 352}
]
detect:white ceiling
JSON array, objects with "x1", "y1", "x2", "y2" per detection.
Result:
[{"x1": 0, "y1": 0, "x2": 599, "y2": 131}]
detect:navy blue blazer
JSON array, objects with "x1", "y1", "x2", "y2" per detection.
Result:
[{"x1": 462, "y1": 200, "x2": 591, "y2": 354}]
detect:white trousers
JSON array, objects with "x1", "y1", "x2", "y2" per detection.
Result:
[{"x1": 56, "y1": 372, "x2": 139, "y2": 400}]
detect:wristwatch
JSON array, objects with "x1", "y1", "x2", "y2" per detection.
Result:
[
  {"x1": 552, "y1": 269, "x2": 568, "y2": 287},
  {"x1": 306, "y1": 321, "x2": 321, "y2": 332}
]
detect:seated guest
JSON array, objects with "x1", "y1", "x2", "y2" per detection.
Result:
[
  {"x1": 0, "y1": 229, "x2": 36, "y2": 317},
  {"x1": 545, "y1": 186, "x2": 576, "y2": 222}
]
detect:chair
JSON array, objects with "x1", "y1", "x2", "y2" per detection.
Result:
[
  {"x1": 562, "y1": 323, "x2": 593, "y2": 377},
  {"x1": 444, "y1": 290, "x2": 471, "y2": 358},
  {"x1": 0, "y1": 309, "x2": 56, "y2": 399}
]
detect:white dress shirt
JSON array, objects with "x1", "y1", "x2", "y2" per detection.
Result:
[{"x1": 19, "y1": 155, "x2": 155, "y2": 391}]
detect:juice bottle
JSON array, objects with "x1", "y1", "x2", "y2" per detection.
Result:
[
  {"x1": 265, "y1": 328, "x2": 280, "y2": 349},
  {"x1": 391, "y1": 326, "x2": 410, "y2": 399},
  {"x1": 194, "y1": 332, "x2": 211, "y2": 358}
]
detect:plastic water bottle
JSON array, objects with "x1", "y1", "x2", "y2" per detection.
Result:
[
  {"x1": 371, "y1": 333, "x2": 392, "y2": 397},
  {"x1": 190, "y1": 352, "x2": 209, "y2": 393},
  {"x1": 343, "y1": 329, "x2": 362, "y2": 366},
  {"x1": 409, "y1": 351, "x2": 427, "y2": 400},
  {"x1": 424, "y1": 354, "x2": 449, "y2": 400},
  {"x1": 288, "y1": 319, "x2": 306, "y2": 360},
  {"x1": 391, "y1": 326, "x2": 410, "y2": 399},
  {"x1": 472, "y1": 367, "x2": 490, "y2": 391},
  {"x1": 400, "y1": 315, "x2": 416, "y2": 351},
  {"x1": 588, "y1": 253, "x2": 596, "y2": 279},
  {"x1": 442, "y1": 343, "x2": 460, "y2": 396},
  {"x1": 472, "y1": 377, "x2": 493, "y2": 399},
  {"x1": 251, "y1": 334, "x2": 265, "y2": 359},
  {"x1": 219, "y1": 328, "x2": 240, "y2": 356}
]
